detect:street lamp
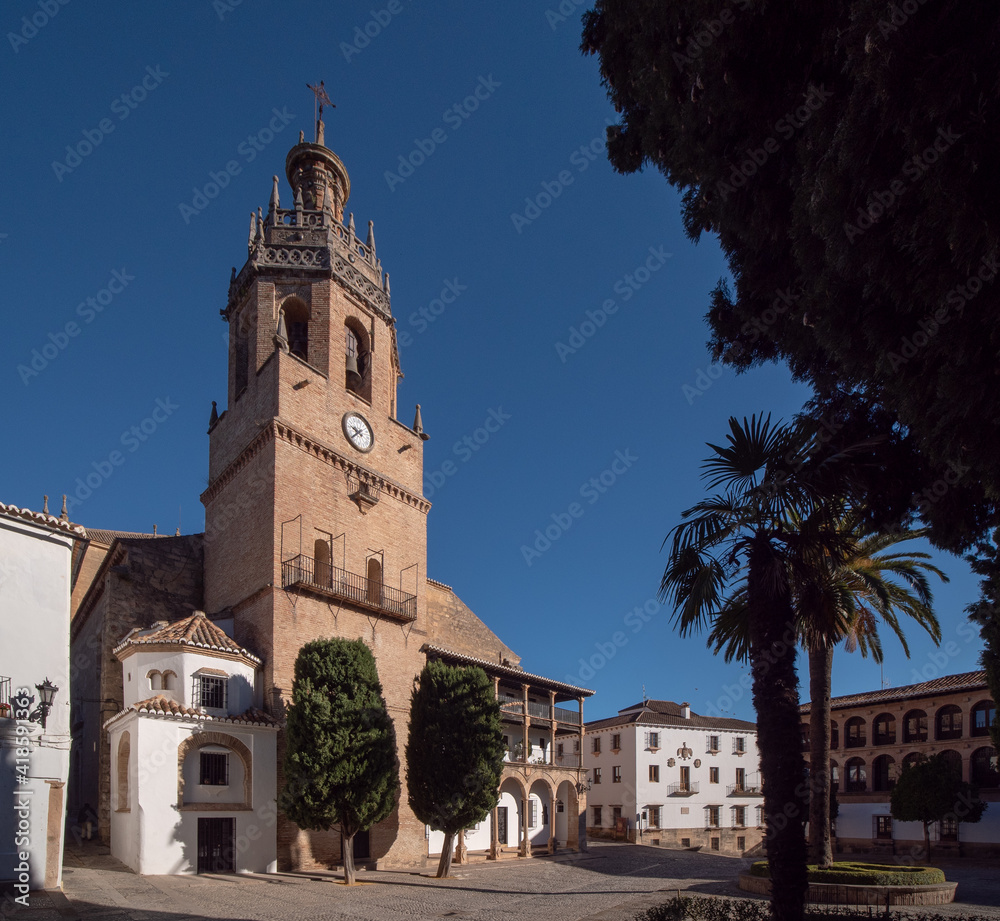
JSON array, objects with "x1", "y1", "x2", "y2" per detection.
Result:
[{"x1": 32, "y1": 678, "x2": 58, "y2": 729}]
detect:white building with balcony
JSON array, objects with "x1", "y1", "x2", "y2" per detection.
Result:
[
  {"x1": 421, "y1": 646, "x2": 593, "y2": 860},
  {"x1": 583, "y1": 699, "x2": 764, "y2": 856},
  {"x1": 104, "y1": 612, "x2": 278, "y2": 874},
  {"x1": 0, "y1": 499, "x2": 86, "y2": 893}
]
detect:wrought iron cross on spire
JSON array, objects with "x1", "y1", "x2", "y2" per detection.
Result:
[{"x1": 307, "y1": 80, "x2": 334, "y2": 125}]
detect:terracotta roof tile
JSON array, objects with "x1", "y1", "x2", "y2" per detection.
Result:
[
  {"x1": 105, "y1": 695, "x2": 278, "y2": 728},
  {"x1": 85, "y1": 528, "x2": 165, "y2": 545},
  {"x1": 800, "y1": 670, "x2": 989, "y2": 713},
  {"x1": 586, "y1": 703, "x2": 756, "y2": 732},
  {"x1": 422, "y1": 643, "x2": 594, "y2": 697},
  {"x1": 0, "y1": 500, "x2": 86, "y2": 538},
  {"x1": 113, "y1": 611, "x2": 261, "y2": 664}
]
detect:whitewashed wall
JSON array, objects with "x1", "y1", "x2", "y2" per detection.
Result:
[
  {"x1": 108, "y1": 710, "x2": 277, "y2": 874},
  {"x1": 0, "y1": 514, "x2": 76, "y2": 891}
]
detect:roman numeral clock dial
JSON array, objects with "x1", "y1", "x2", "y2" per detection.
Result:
[{"x1": 342, "y1": 412, "x2": 374, "y2": 452}]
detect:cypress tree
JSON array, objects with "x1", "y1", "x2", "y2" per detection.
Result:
[
  {"x1": 406, "y1": 660, "x2": 505, "y2": 878},
  {"x1": 280, "y1": 638, "x2": 399, "y2": 885}
]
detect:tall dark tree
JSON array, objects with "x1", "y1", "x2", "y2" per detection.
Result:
[
  {"x1": 406, "y1": 659, "x2": 505, "y2": 879},
  {"x1": 965, "y1": 533, "x2": 1000, "y2": 750},
  {"x1": 280, "y1": 638, "x2": 399, "y2": 885},
  {"x1": 581, "y1": 1, "x2": 1000, "y2": 687},
  {"x1": 710, "y1": 514, "x2": 944, "y2": 868},
  {"x1": 660, "y1": 414, "x2": 856, "y2": 921},
  {"x1": 891, "y1": 753, "x2": 986, "y2": 859}
]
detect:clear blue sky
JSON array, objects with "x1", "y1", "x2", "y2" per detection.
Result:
[{"x1": 0, "y1": 1, "x2": 984, "y2": 719}]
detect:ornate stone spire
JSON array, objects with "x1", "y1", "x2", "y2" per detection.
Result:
[{"x1": 284, "y1": 87, "x2": 350, "y2": 219}]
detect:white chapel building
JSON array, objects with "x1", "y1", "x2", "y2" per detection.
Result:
[{"x1": 104, "y1": 612, "x2": 278, "y2": 874}]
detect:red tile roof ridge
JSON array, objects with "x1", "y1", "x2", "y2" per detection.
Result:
[
  {"x1": 0, "y1": 500, "x2": 86, "y2": 538},
  {"x1": 113, "y1": 611, "x2": 261, "y2": 664},
  {"x1": 801, "y1": 670, "x2": 989, "y2": 712}
]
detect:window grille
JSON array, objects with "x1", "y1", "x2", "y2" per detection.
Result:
[
  {"x1": 200, "y1": 752, "x2": 229, "y2": 786},
  {"x1": 196, "y1": 675, "x2": 227, "y2": 709}
]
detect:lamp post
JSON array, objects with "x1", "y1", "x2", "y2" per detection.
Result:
[{"x1": 33, "y1": 678, "x2": 58, "y2": 729}]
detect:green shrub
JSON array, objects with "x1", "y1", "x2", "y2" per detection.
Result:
[
  {"x1": 637, "y1": 897, "x2": 990, "y2": 921},
  {"x1": 747, "y1": 860, "x2": 944, "y2": 886}
]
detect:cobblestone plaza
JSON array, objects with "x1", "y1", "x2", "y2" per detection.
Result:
[{"x1": 17, "y1": 842, "x2": 1000, "y2": 921}]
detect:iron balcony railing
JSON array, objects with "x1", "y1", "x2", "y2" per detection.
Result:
[
  {"x1": 0, "y1": 676, "x2": 11, "y2": 716},
  {"x1": 281, "y1": 554, "x2": 416, "y2": 622},
  {"x1": 727, "y1": 782, "x2": 764, "y2": 796},
  {"x1": 668, "y1": 782, "x2": 699, "y2": 796}
]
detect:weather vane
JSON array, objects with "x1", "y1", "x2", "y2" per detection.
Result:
[{"x1": 307, "y1": 80, "x2": 335, "y2": 124}]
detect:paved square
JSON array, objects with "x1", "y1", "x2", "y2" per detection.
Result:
[{"x1": 20, "y1": 842, "x2": 1000, "y2": 921}]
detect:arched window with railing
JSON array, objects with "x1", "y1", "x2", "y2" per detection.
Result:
[
  {"x1": 366, "y1": 556, "x2": 382, "y2": 606},
  {"x1": 971, "y1": 700, "x2": 996, "y2": 738},
  {"x1": 314, "y1": 537, "x2": 332, "y2": 588},
  {"x1": 845, "y1": 757, "x2": 867, "y2": 792},
  {"x1": 903, "y1": 709, "x2": 928, "y2": 743},
  {"x1": 970, "y1": 747, "x2": 999, "y2": 788},
  {"x1": 845, "y1": 716, "x2": 866, "y2": 748},
  {"x1": 873, "y1": 713, "x2": 896, "y2": 745},
  {"x1": 830, "y1": 721, "x2": 839, "y2": 750},
  {"x1": 939, "y1": 749, "x2": 963, "y2": 781},
  {"x1": 872, "y1": 754, "x2": 895, "y2": 792},
  {"x1": 936, "y1": 704, "x2": 963, "y2": 740}
]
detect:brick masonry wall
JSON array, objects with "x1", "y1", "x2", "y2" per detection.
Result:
[
  {"x1": 70, "y1": 535, "x2": 204, "y2": 843},
  {"x1": 424, "y1": 581, "x2": 519, "y2": 666}
]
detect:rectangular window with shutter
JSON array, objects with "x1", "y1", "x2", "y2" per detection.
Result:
[{"x1": 649, "y1": 764, "x2": 659, "y2": 782}]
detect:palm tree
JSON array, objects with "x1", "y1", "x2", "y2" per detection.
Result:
[
  {"x1": 799, "y1": 517, "x2": 944, "y2": 867},
  {"x1": 660, "y1": 414, "x2": 851, "y2": 921},
  {"x1": 708, "y1": 513, "x2": 945, "y2": 867}
]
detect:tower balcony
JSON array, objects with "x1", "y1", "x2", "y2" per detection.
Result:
[{"x1": 280, "y1": 554, "x2": 416, "y2": 622}]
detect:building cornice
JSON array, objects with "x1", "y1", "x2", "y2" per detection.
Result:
[{"x1": 202, "y1": 418, "x2": 429, "y2": 512}]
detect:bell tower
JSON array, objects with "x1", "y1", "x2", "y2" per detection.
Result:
[{"x1": 201, "y1": 110, "x2": 431, "y2": 870}]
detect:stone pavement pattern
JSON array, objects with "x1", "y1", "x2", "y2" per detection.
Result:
[{"x1": 13, "y1": 843, "x2": 1000, "y2": 921}]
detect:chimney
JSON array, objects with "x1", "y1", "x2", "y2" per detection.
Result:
[{"x1": 681, "y1": 702, "x2": 691, "y2": 719}]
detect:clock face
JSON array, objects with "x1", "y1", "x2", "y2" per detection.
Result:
[{"x1": 342, "y1": 412, "x2": 374, "y2": 452}]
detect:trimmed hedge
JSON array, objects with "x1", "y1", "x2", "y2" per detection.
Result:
[
  {"x1": 748, "y1": 860, "x2": 945, "y2": 887},
  {"x1": 637, "y1": 897, "x2": 989, "y2": 921}
]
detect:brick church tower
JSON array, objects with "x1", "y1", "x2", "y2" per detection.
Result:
[{"x1": 201, "y1": 116, "x2": 431, "y2": 869}]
